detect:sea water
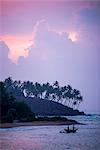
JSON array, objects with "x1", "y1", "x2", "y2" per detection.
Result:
[{"x1": 0, "y1": 114, "x2": 100, "y2": 150}]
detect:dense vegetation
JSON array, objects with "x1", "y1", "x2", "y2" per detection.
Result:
[
  {"x1": 0, "y1": 77, "x2": 84, "y2": 123},
  {"x1": 0, "y1": 82, "x2": 35, "y2": 123},
  {"x1": 3, "y1": 77, "x2": 83, "y2": 110}
]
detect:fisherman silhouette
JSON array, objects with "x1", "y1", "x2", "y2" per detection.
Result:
[
  {"x1": 67, "y1": 125, "x2": 70, "y2": 131},
  {"x1": 73, "y1": 124, "x2": 75, "y2": 131}
]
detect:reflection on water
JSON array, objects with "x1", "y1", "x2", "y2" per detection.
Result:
[
  {"x1": 0, "y1": 128, "x2": 44, "y2": 150},
  {"x1": 0, "y1": 126, "x2": 48, "y2": 149},
  {"x1": 0, "y1": 115, "x2": 100, "y2": 150}
]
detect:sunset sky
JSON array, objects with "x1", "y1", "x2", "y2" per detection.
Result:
[{"x1": 0, "y1": 0, "x2": 100, "y2": 112}]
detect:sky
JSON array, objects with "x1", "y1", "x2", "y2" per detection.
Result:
[{"x1": 0, "y1": 0, "x2": 100, "y2": 112}]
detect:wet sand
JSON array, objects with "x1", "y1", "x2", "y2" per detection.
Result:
[{"x1": 0, "y1": 120, "x2": 80, "y2": 128}]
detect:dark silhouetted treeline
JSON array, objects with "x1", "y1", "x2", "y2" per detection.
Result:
[
  {"x1": 0, "y1": 81, "x2": 35, "y2": 123},
  {"x1": 3, "y1": 77, "x2": 83, "y2": 109}
]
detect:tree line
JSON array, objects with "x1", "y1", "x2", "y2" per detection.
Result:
[
  {"x1": 3, "y1": 77, "x2": 83, "y2": 110},
  {"x1": 0, "y1": 81, "x2": 35, "y2": 123}
]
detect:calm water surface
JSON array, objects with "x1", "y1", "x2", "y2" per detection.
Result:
[{"x1": 0, "y1": 115, "x2": 100, "y2": 150}]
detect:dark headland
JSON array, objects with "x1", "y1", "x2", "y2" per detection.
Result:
[
  {"x1": 0, "y1": 78, "x2": 85, "y2": 128},
  {"x1": 17, "y1": 96, "x2": 85, "y2": 116}
]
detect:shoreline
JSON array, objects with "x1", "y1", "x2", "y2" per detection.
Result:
[{"x1": 0, "y1": 120, "x2": 84, "y2": 128}]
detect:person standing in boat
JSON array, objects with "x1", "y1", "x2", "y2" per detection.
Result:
[
  {"x1": 73, "y1": 124, "x2": 75, "y2": 131},
  {"x1": 67, "y1": 125, "x2": 70, "y2": 131}
]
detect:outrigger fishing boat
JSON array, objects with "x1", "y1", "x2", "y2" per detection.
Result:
[
  {"x1": 64, "y1": 124, "x2": 78, "y2": 133},
  {"x1": 60, "y1": 124, "x2": 78, "y2": 133}
]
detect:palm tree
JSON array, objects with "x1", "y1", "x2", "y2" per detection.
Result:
[
  {"x1": 22, "y1": 81, "x2": 33, "y2": 97},
  {"x1": 65, "y1": 85, "x2": 73, "y2": 107},
  {"x1": 4, "y1": 77, "x2": 13, "y2": 92},
  {"x1": 43, "y1": 82, "x2": 50, "y2": 99},
  {"x1": 4, "y1": 77, "x2": 23, "y2": 97},
  {"x1": 57, "y1": 90, "x2": 63, "y2": 103},
  {"x1": 76, "y1": 95, "x2": 83, "y2": 109},
  {"x1": 67, "y1": 85, "x2": 72, "y2": 92},
  {"x1": 47, "y1": 85, "x2": 54, "y2": 100},
  {"x1": 53, "y1": 87, "x2": 59, "y2": 102},
  {"x1": 53, "y1": 81, "x2": 59, "y2": 88},
  {"x1": 52, "y1": 94, "x2": 56, "y2": 101},
  {"x1": 13, "y1": 80, "x2": 24, "y2": 97},
  {"x1": 60, "y1": 86, "x2": 67, "y2": 104},
  {"x1": 72, "y1": 89, "x2": 81, "y2": 109}
]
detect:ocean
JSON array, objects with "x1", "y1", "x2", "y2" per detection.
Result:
[{"x1": 0, "y1": 114, "x2": 100, "y2": 150}]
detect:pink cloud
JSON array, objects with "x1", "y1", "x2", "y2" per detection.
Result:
[
  {"x1": 1, "y1": 19, "x2": 49, "y2": 63},
  {"x1": 1, "y1": 34, "x2": 34, "y2": 64}
]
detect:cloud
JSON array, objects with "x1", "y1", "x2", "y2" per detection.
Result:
[
  {"x1": 1, "y1": 34, "x2": 33, "y2": 64},
  {"x1": 15, "y1": 20, "x2": 80, "y2": 82},
  {"x1": 27, "y1": 20, "x2": 76, "y2": 61},
  {"x1": 0, "y1": 41, "x2": 16, "y2": 80},
  {"x1": 1, "y1": 1, "x2": 99, "y2": 64},
  {"x1": 80, "y1": 7, "x2": 100, "y2": 25},
  {"x1": 68, "y1": 31, "x2": 78, "y2": 42},
  {"x1": 33, "y1": 19, "x2": 47, "y2": 36},
  {"x1": 0, "y1": 41, "x2": 9, "y2": 62},
  {"x1": 1, "y1": 20, "x2": 49, "y2": 64}
]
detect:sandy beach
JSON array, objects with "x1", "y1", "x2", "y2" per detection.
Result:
[{"x1": 0, "y1": 120, "x2": 81, "y2": 128}]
